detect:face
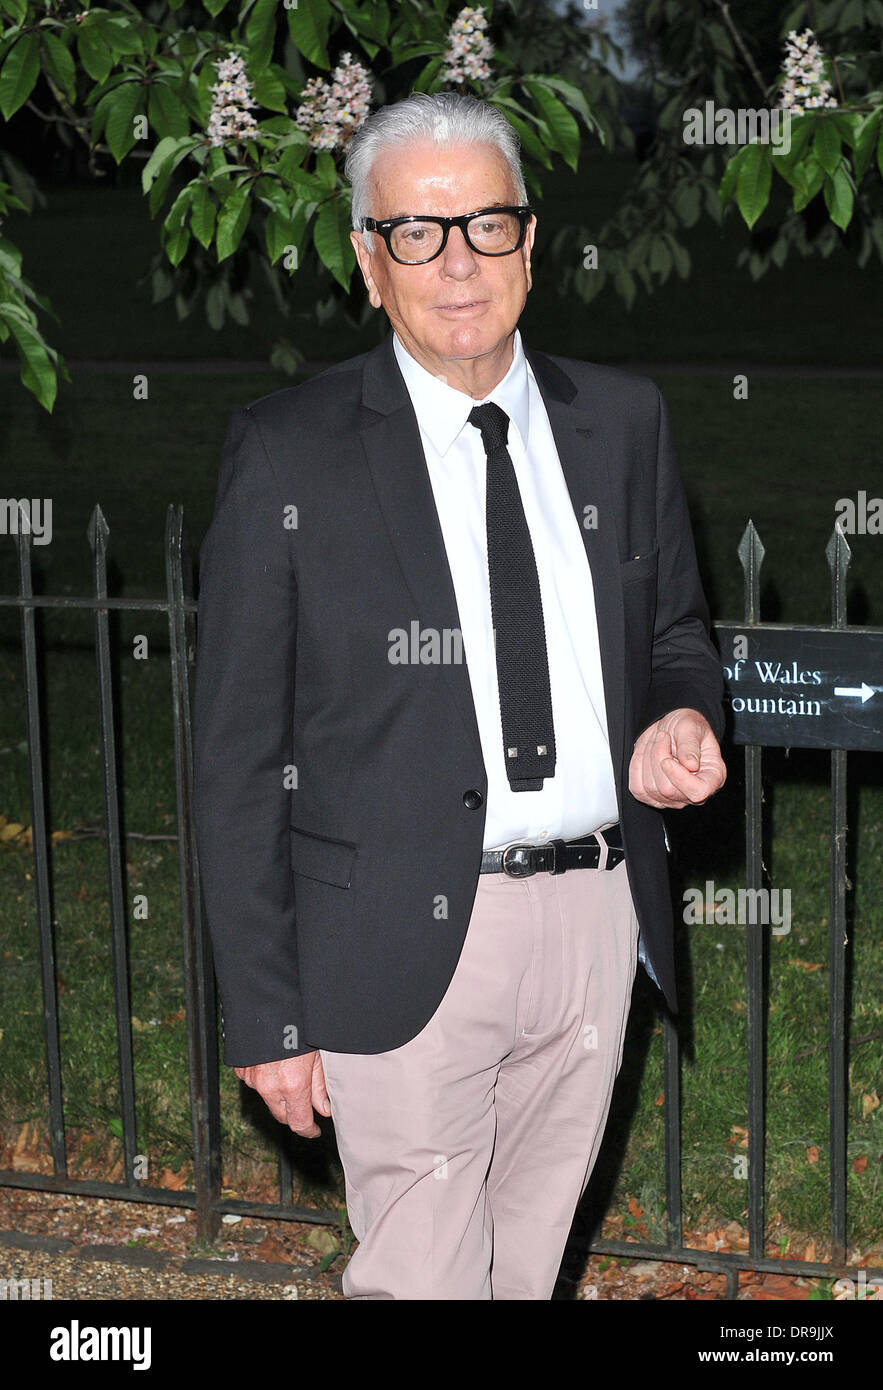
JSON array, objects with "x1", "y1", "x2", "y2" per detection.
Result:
[{"x1": 350, "y1": 140, "x2": 535, "y2": 383}]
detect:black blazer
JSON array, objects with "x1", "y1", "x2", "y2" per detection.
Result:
[{"x1": 192, "y1": 331, "x2": 724, "y2": 1066}]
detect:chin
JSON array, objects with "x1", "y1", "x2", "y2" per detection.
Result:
[{"x1": 439, "y1": 324, "x2": 503, "y2": 360}]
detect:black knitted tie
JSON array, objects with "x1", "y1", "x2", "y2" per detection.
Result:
[{"x1": 468, "y1": 401, "x2": 556, "y2": 791}]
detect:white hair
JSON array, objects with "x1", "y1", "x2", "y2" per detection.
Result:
[{"x1": 344, "y1": 90, "x2": 527, "y2": 252}]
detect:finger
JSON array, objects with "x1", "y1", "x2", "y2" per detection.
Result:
[
  {"x1": 671, "y1": 734, "x2": 702, "y2": 771},
  {"x1": 658, "y1": 757, "x2": 719, "y2": 804},
  {"x1": 312, "y1": 1055, "x2": 332, "y2": 1118},
  {"x1": 284, "y1": 1104, "x2": 321, "y2": 1139}
]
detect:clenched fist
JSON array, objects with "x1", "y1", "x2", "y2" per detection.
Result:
[
  {"x1": 629, "y1": 707, "x2": 726, "y2": 810},
  {"x1": 234, "y1": 1051, "x2": 331, "y2": 1137}
]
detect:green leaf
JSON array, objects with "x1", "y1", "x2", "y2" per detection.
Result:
[
  {"x1": 1, "y1": 307, "x2": 58, "y2": 411},
  {"x1": 287, "y1": 0, "x2": 332, "y2": 69},
  {"x1": 205, "y1": 280, "x2": 226, "y2": 330},
  {"x1": 613, "y1": 262, "x2": 636, "y2": 309},
  {"x1": 718, "y1": 146, "x2": 747, "y2": 206},
  {"x1": 770, "y1": 113, "x2": 813, "y2": 168},
  {"x1": 669, "y1": 238, "x2": 690, "y2": 278},
  {"x1": 673, "y1": 182, "x2": 701, "y2": 227},
  {"x1": 491, "y1": 101, "x2": 553, "y2": 169},
  {"x1": 0, "y1": 0, "x2": 27, "y2": 26},
  {"x1": 278, "y1": 161, "x2": 326, "y2": 200},
  {"x1": 411, "y1": 55, "x2": 443, "y2": 93},
  {"x1": 878, "y1": 125, "x2": 883, "y2": 178},
  {"x1": 245, "y1": 0, "x2": 278, "y2": 71},
  {"x1": 265, "y1": 206, "x2": 305, "y2": 265},
  {"x1": 77, "y1": 25, "x2": 113, "y2": 85},
  {"x1": 813, "y1": 118, "x2": 841, "y2": 176},
  {"x1": 190, "y1": 182, "x2": 216, "y2": 249},
  {"x1": 162, "y1": 184, "x2": 194, "y2": 266},
  {"x1": 523, "y1": 82, "x2": 580, "y2": 171},
  {"x1": 93, "y1": 16, "x2": 143, "y2": 59},
  {"x1": 216, "y1": 184, "x2": 251, "y2": 261},
  {"x1": 202, "y1": 0, "x2": 230, "y2": 15},
  {"x1": 0, "y1": 32, "x2": 40, "y2": 121},
  {"x1": 735, "y1": 142, "x2": 772, "y2": 229},
  {"x1": 252, "y1": 69, "x2": 287, "y2": 113},
  {"x1": 41, "y1": 32, "x2": 77, "y2": 103},
  {"x1": 149, "y1": 83, "x2": 190, "y2": 139},
  {"x1": 141, "y1": 134, "x2": 197, "y2": 194},
  {"x1": 649, "y1": 237, "x2": 672, "y2": 278},
  {"x1": 792, "y1": 153, "x2": 825, "y2": 210},
  {"x1": 314, "y1": 149, "x2": 338, "y2": 193},
  {"x1": 313, "y1": 197, "x2": 354, "y2": 290},
  {"x1": 527, "y1": 76, "x2": 599, "y2": 139},
  {"x1": 853, "y1": 108, "x2": 882, "y2": 179},
  {"x1": 824, "y1": 164, "x2": 854, "y2": 230},
  {"x1": 104, "y1": 82, "x2": 145, "y2": 163}
]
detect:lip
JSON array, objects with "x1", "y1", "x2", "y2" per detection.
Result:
[{"x1": 435, "y1": 300, "x2": 489, "y2": 314}]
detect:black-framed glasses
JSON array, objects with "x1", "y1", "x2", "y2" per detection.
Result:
[{"x1": 361, "y1": 206, "x2": 534, "y2": 264}]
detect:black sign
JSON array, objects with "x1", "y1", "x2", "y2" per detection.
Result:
[{"x1": 713, "y1": 623, "x2": 883, "y2": 752}]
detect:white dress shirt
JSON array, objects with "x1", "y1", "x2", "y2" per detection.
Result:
[{"x1": 392, "y1": 327, "x2": 619, "y2": 852}]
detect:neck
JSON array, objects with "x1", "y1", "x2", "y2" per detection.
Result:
[{"x1": 397, "y1": 331, "x2": 515, "y2": 399}]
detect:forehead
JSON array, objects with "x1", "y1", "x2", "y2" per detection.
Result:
[{"x1": 368, "y1": 140, "x2": 517, "y2": 217}]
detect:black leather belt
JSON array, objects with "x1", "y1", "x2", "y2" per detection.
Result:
[{"x1": 480, "y1": 824, "x2": 625, "y2": 877}]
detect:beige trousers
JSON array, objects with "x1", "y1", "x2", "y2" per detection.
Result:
[{"x1": 320, "y1": 846, "x2": 639, "y2": 1300}]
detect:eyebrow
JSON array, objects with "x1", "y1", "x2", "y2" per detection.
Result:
[{"x1": 382, "y1": 200, "x2": 510, "y2": 219}]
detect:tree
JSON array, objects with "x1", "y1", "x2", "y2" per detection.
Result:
[
  {"x1": 0, "y1": 0, "x2": 880, "y2": 410},
  {"x1": 0, "y1": 0, "x2": 618, "y2": 408}
]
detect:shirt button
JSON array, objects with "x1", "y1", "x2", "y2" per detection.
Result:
[{"x1": 463, "y1": 789, "x2": 483, "y2": 809}]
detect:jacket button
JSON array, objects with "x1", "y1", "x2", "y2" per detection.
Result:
[{"x1": 463, "y1": 789, "x2": 483, "y2": 809}]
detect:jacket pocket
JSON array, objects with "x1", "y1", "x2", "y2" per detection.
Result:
[
  {"x1": 620, "y1": 543, "x2": 659, "y2": 585},
  {"x1": 290, "y1": 824, "x2": 357, "y2": 888}
]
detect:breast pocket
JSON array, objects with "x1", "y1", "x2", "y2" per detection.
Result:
[{"x1": 620, "y1": 543, "x2": 659, "y2": 586}]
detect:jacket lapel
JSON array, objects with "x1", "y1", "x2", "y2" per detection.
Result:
[{"x1": 359, "y1": 334, "x2": 485, "y2": 766}]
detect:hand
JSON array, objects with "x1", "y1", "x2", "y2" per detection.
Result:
[
  {"x1": 234, "y1": 1051, "x2": 331, "y2": 1138},
  {"x1": 629, "y1": 707, "x2": 726, "y2": 810}
]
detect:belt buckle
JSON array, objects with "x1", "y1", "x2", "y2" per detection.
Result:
[{"x1": 501, "y1": 843, "x2": 536, "y2": 877}]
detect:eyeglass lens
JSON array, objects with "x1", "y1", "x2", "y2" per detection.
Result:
[{"x1": 390, "y1": 211, "x2": 522, "y2": 262}]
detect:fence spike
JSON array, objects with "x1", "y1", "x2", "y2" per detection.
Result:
[
  {"x1": 825, "y1": 521, "x2": 852, "y2": 574},
  {"x1": 737, "y1": 519, "x2": 765, "y2": 624},
  {"x1": 86, "y1": 503, "x2": 109, "y2": 551},
  {"x1": 826, "y1": 522, "x2": 851, "y2": 629}
]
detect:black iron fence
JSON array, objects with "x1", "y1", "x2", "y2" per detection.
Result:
[{"x1": 1, "y1": 504, "x2": 880, "y2": 1297}]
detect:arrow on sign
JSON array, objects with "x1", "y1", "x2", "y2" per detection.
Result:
[{"x1": 833, "y1": 682, "x2": 876, "y2": 703}]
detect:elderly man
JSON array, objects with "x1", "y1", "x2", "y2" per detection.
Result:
[{"x1": 193, "y1": 90, "x2": 726, "y2": 1301}]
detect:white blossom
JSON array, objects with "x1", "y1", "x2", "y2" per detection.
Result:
[
  {"x1": 207, "y1": 52, "x2": 260, "y2": 148},
  {"x1": 443, "y1": 6, "x2": 493, "y2": 86},
  {"x1": 779, "y1": 29, "x2": 837, "y2": 113},
  {"x1": 294, "y1": 54, "x2": 372, "y2": 152}
]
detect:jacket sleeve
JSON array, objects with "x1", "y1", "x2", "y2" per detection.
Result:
[
  {"x1": 192, "y1": 406, "x2": 312, "y2": 1066},
  {"x1": 636, "y1": 386, "x2": 725, "y2": 742}
]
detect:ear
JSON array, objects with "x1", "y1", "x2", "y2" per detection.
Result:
[
  {"x1": 351, "y1": 230, "x2": 383, "y2": 309},
  {"x1": 522, "y1": 213, "x2": 536, "y2": 293}
]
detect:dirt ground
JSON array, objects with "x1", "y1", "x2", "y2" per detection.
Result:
[{"x1": 1, "y1": 1183, "x2": 873, "y2": 1301}]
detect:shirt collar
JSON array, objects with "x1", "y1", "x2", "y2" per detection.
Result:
[{"x1": 392, "y1": 326, "x2": 531, "y2": 458}]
